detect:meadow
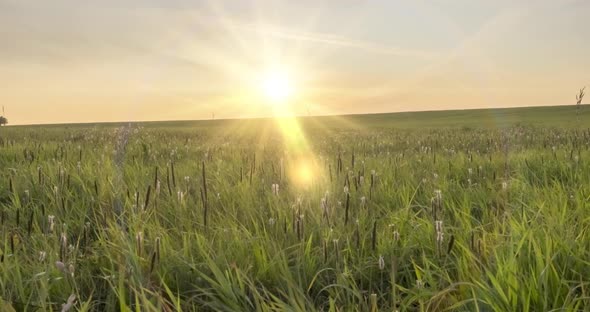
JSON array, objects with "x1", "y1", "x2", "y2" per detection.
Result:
[{"x1": 1, "y1": 105, "x2": 589, "y2": 311}]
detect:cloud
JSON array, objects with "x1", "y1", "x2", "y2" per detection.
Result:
[{"x1": 231, "y1": 22, "x2": 439, "y2": 59}]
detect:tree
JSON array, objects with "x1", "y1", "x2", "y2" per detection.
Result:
[
  {"x1": 0, "y1": 116, "x2": 7, "y2": 126},
  {"x1": 576, "y1": 87, "x2": 585, "y2": 122}
]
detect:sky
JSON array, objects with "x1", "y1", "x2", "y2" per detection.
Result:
[{"x1": 1, "y1": 0, "x2": 589, "y2": 125}]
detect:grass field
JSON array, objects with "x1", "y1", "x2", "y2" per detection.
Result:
[{"x1": 1, "y1": 105, "x2": 590, "y2": 311}]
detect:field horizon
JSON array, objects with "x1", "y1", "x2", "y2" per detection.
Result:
[{"x1": 7, "y1": 104, "x2": 589, "y2": 129}]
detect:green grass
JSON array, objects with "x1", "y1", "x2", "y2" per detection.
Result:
[{"x1": 1, "y1": 105, "x2": 589, "y2": 311}]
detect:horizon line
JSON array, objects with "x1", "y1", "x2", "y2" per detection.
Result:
[{"x1": 6, "y1": 103, "x2": 582, "y2": 127}]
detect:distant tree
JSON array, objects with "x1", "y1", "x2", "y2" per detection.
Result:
[
  {"x1": 576, "y1": 87, "x2": 585, "y2": 122},
  {"x1": 0, "y1": 116, "x2": 7, "y2": 126}
]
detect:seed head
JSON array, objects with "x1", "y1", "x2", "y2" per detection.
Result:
[
  {"x1": 61, "y1": 294, "x2": 76, "y2": 312},
  {"x1": 393, "y1": 231, "x2": 400, "y2": 242},
  {"x1": 434, "y1": 190, "x2": 442, "y2": 201},
  {"x1": 48, "y1": 215, "x2": 56, "y2": 233},
  {"x1": 155, "y1": 181, "x2": 161, "y2": 195},
  {"x1": 55, "y1": 261, "x2": 66, "y2": 272},
  {"x1": 436, "y1": 231, "x2": 444, "y2": 243},
  {"x1": 435, "y1": 220, "x2": 443, "y2": 233},
  {"x1": 378, "y1": 255, "x2": 385, "y2": 270},
  {"x1": 39, "y1": 251, "x2": 47, "y2": 262}
]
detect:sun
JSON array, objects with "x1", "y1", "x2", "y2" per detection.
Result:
[{"x1": 261, "y1": 70, "x2": 293, "y2": 103}]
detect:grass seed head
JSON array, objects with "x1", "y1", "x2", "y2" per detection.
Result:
[
  {"x1": 48, "y1": 215, "x2": 55, "y2": 233},
  {"x1": 61, "y1": 294, "x2": 76, "y2": 312}
]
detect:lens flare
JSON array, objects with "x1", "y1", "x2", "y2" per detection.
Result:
[{"x1": 289, "y1": 158, "x2": 315, "y2": 188}]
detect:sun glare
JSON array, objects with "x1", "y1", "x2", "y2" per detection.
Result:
[
  {"x1": 261, "y1": 70, "x2": 293, "y2": 103},
  {"x1": 290, "y1": 159, "x2": 315, "y2": 188}
]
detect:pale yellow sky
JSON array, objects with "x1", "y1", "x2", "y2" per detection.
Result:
[{"x1": 1, "y1": 0, "x2": 589, "y2": 125}]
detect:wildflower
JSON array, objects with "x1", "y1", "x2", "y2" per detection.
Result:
[
  {"x1": 268, "y1": 218, "x2": 276, "y2": 226},
  {"x1": 378, "y1": 255, "x2": 385, "y2": 270},
  {"x1": 360, "y1": 196, "x2": 366, "y2": 206},
  {"x1": 502, "y1": 181, "x2": 508, "y2": 190},
  {"x1": 468, "y1": 168, "x2": 473, "y2": 175}
]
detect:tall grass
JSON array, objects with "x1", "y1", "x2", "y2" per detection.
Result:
[{"x1": 0, "y1": 122, "x2": 589, "y2": 311}]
